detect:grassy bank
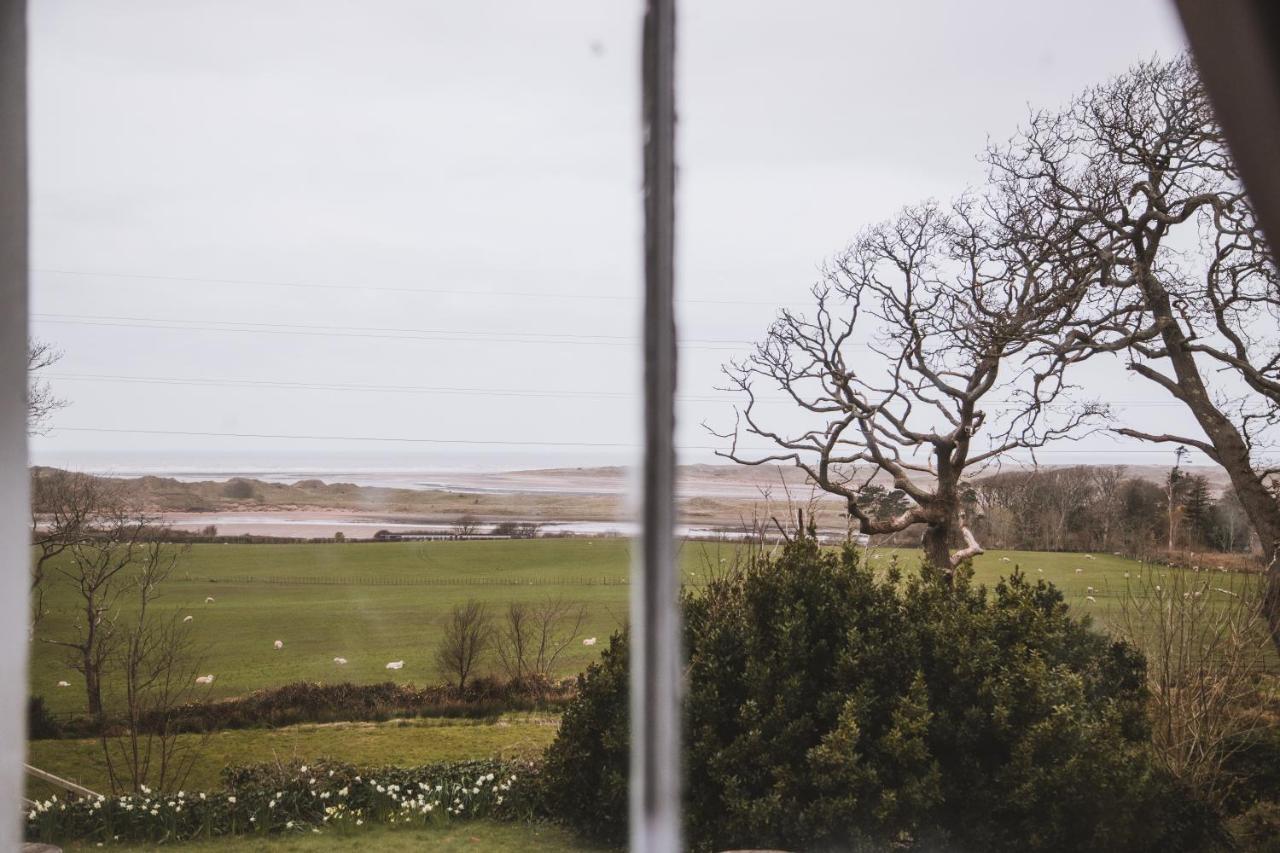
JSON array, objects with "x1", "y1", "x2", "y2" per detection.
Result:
[{"x1": 28, "y1": 714, "x2": 559, "y2": 796}]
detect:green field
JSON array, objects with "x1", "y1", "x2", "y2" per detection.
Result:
[
  {"x1": 30, "y1": 538, "x2": 1250, "y2": 716},
  {"x1": 29, "y1": 714, "x2": 558, "y2": 795}
]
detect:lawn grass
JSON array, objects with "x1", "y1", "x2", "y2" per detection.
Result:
[
  {"x1": 61, "y1": 821, "x2": 605, "y2": 852},
  {"x1": 31, "y1": 538, "x2": 1255, "y2": 716},
  {"x1": 27, "y1": 714, "x2": 559, "y2": 796}
]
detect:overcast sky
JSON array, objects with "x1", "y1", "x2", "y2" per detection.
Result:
[{"x1": 27, "y1": 0, "x2": 1200, "y2": 474}]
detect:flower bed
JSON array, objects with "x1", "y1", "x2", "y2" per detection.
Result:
[{"x1": 26, "y1": 758, "x2": 541, "y2": 846}]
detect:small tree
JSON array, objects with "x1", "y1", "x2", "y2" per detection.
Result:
[
  {"x1": 101, "y1": 554, "x2": 210, "y2": 794},
  {"x1": 41, "y1": 483, "x2": 182, "y2": 722},
  {"x1": 452, "y1": 515, "x2": 482, "y2": 538},
  {"x1": 496, "y1": 596, "x2": 587, "y2": 685},
  {"x1": 435, "y1": 599, "x2": 494, "y2": 691}
]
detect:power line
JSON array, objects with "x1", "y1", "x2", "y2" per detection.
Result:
[
  {"x1": 46, "y1": 371, "x2": 1189, "y2": 408},
  {"x1": 45, "y1": 425, "x2": 1215, "y2": 455},
  {"x1": 36, "y1": 312, "x2": 757, "y2": 345},
  {"x1": 34, "y1": 267, "x2": 790, "y2": 308},
  {"x1": 32, "y1": 313, "x2": 762, "y2": 351}
]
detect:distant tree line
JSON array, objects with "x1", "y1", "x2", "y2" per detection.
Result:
[
  {"x1": 967, "y1": 466, "x2": 1255, "y2": 556},
  {"x1": 851, "y1": 465, "x2": 1257, "y2": 558}
]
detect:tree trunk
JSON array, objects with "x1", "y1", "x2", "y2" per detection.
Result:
[
  {"x1": 1141, "y1": 275, "x2": 1280, "y2": 652},
  {"x1": 84, "y1": 653, "x2": 102, "y2": 721},
  {"x1": 921, "y1": 523, "x2": 953, "y2": 576}
]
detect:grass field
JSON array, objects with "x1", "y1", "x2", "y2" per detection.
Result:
[
  {"x1": 62, "y1": 822, "x2": 604, "y2": 852},
  {"x1": 28, "y1": 713, "x2": 558, "y2": 796},
  {"x1": 30, "y1": 538, "x2": 1255, "y2": 716}
]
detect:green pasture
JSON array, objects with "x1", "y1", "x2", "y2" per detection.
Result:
[
  {"x1": 30, "y1": 539, "x2": 1256, "y2": 716},
  {"x1": 28, "y1": 714, "x2": 558, "y2": 796},
  {"x1": 83, "y1": 821, "x2": 604, "y2": 852}
]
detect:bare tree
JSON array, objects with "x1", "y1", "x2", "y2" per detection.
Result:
[
  {"x1": 1110, "y1": 568, "x2": 1272, "y2": 807},
  {"x1": 1089, "y1": 465, "x2": 1128, "y2": 552},
  {"x1": 987, "y1": 54, "x2": 1280, "y2": 646},
  {"x1": 496, "y1": 596, "x2": 587, "y2": 685},
  {"x1": 27, "y1": 339, "x2": 65, "y2": 435},
  {"x1": 435, "y1": 599, "x2": 494, "y2": 691},
  {"x1": 451, "y1": 515, "x2": 482, "y2": 538},
  {"x1": 41, "y1": 489, "x2": 181, "y2": 721},
  {"x1": 30, "y1": 469, "x2": 105, "y2": 627},
  {"x1": 713, "y1": 200, "x2": 1100, "y2": 574},
  {"x1": 100, "y1": 551, "x2": 209, "y2": 794},
  {"x1": 495, "y1": 602, "x2": 533, "y2": 681}
]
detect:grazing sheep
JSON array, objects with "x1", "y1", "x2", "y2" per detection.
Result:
[
  {"x1": 333, "y1": 657, "x2": 348, "y2": 665},
  {"x1": 1074, "y1": 568, "x2": 1083, "y2": 574},
  {"x1": 273, "y1": 640, "x2": 284, "y2": 650},
  {"x1": 583, "y1": 637, "x2": 598, "y2": 647},
  {"x1": 1087, "y1": 586, "x2": 1095, "y2": 593},
  {"x1": 1000, "y1": 557, "x2": 1011, "y2": 563},
  {"x1": 1085, "y1": 554, "x2": 1095, "y2": 560},
  {"x1": 385, "y1": 660, "x2": 404, "y2": 670},
  {"x1": 56, "y1": 681, "x2": 70, "y2": 688},
  {"x1": 1086, "y1": 595, "x2": 1097, "y2": 603},
  {"x1": 205, "y1": 596, "x2": 215, "y2": 604},
  {"x1": 182, "y1": 615, "x2": 193, "y2": 622},
  {"x1": 195, "y1": 674, "x2": 215, "y2": 685}
]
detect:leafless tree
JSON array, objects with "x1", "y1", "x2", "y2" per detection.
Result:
[
  {"x1": 495, "y1": 596, "x2": 587, "y2": 685},
  {"x1": 712, "y1": 200, "x2": 1101, "y2": 574},
  {"x1": 41, "y1": 489, "x2": 182, "y2": 721},
  {"x1": 30, "y1": 469, "x2": 107, "y2": 627},
  {"x1": 100, "y1": 553, "x2": 209, "y2": 794},
  {"x1": 1110, "y1": 568, "x2": 1273, "y2": 807},
  {"x1": 452, "y1": 515, "x2": 482, "y2": 538},
  {"x1": 986, "y1": 54, "x2": 1280, "y2": 646},
  {"x1": 435, "y1": 599, "x2": 494, "y2": 691},
  {"x1": 27, "y1": 339, "x2": 65, "y2": 435},
  {"x1": 1089, "y1": 465, "x2": 1128, "y2": 551}
]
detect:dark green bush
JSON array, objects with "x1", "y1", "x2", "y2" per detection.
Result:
[
  {"x1": 540, "y1": 536, "x2": 1223, "y2": 852},
  {"x1": 537, "y1": 631, "x2": 629, "y2": 846}
]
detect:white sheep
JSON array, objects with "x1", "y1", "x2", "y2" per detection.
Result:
[
  {"x1": 1074, "y1": 568, "x2": 1083, "y2": 574},
  {"x1": 205, "y1": 596, "x2": 215, "y2": 604},
  {"x1": 1086, "y1": 595, "x2": 1097, "y2": 603},
  {"x1": 273, "y1": 640, "x2": 284, "y2": 650},
  {"x1": 583, "y1": 637, "x2": 598, "y2": 647},
  {"x1": 195, "y1": 674, "x2": 215, "y2": 685},
  {"x1": 56, "y1": 680, "x2": 70, "y2": 688},
  {"x1": 385, "y1": 660, "x2": 404, "y2": 670},
  {"x1": 183, "y1": 615, "x2": 193, "y2": 623},
  {"x1": 333, "y1": 657, "x2": 348, "y2": 665}
]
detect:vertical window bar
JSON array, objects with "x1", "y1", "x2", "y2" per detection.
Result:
[
  {"x1": 0, "y1": 0, "x2": 29, "y2": 847},
  {"x1": 635, "y1": 0, "x2": 680, "y2": 851}
]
